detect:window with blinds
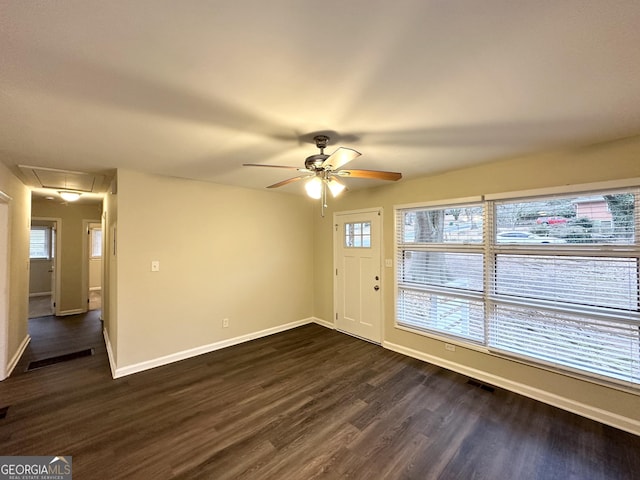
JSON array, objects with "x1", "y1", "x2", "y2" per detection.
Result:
[
  {"x1": 395, "y1": 188, "x2": 640, "y2": 388},
  {"x1": 396, "y1": 202, "x2": 485, "y2": 343},
  {"x1": 30, "y1": 226, "x2": 52, "y2": 259},
  {"x1": 90, "y1": 227, "x2": 102, "y2": 258}
]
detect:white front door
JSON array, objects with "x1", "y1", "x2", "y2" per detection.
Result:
[{"x1": 334, "y1": 209, "x2": 382, "y2": 343}]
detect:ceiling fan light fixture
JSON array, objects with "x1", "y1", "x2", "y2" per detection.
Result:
[
  {"x1": 327, "y1": 178, "x2": 346, "y2": 197},
  {"x1": 305, "y1": 176, "x2": 323, "y2": 199},
  {"x1": 58, "y1": 190, "x2": 82, "y2": 202}
]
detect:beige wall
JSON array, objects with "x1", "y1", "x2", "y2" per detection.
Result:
[
  {"x1": 0, "y1": 162, "x2": 31, "y2": 376},
  {"x1": 313, "y1": 135, "x2": 640, "y2": 430},
  {"x1": 31, "y1": 200, "x2": 102, "y2": 314},
  {"x1": 113, "y1": 169, "x2": 314, "y2": 368}
]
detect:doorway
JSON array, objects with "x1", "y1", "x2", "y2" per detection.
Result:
[
  {"x1": 86, "y1": 221, "x2": 102, "y2": 311},
  {"x1": 28, "y1": 218, "x2": 59, "y2": 318},
  {"x1": 333, "y1": 208, "x2": 383, "y2": 343}
]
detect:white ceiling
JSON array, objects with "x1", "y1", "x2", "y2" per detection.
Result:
[{"x1": 2, "y1": 1, "x2": 640, "y2": 196}]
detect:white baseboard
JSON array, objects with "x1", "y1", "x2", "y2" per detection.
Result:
[
  {"x1": 103, "y1": 328, "x2": 117, "y2": 379},
  {"x1": 383, "y1": 341, "x2": 640, "y2": 437},
  {"x1": 58, "y1": 308, "x2": 85, "y2": 316},
  {"x1": 112, "y1": 317, "x2": 317, "y2": 379},
  {"x1": 5, "y1": 334, "x2": 30, "y2": 379},
  {"x1": 312, "y1": 317, "x2": 334, "y2": 329},
  {"x1": 29, "y1": 292, "x2": 51, "y2": 298}
]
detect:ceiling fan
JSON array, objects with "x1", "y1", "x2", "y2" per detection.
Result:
[{"x1": 243, "y1": 135, "x2": 402, "y2": 216}]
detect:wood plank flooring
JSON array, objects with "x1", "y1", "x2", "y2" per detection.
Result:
[{"x1": 1, "y1": 312, "x2": 639, "y2": 479}]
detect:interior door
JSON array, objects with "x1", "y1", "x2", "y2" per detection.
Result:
[
  {"x1": 334, "y1": 209, "x2": 382, "y2": 343},
  {"x1": 87, "y1": 222, "x2": 102, "y2": 311},
  {"x1": 0, "y1": 194, "x2": 10, "y2": 379}
]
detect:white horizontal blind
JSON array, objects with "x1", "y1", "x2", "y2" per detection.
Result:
[
  {"x1": 401, "y1": 251, "x2": 484, "y2": 290},
  {"x1": 395, "y1": 188, "x2": 640, "y2": 387},
  {"x1": 489, "y1": 304, "x2": 640, "y2": 384},
  {"x1": 91, "y1": 228, "x2": 102, "y2": 258},
  {"x1": 495, "y1": 255, "x2": 638, "y2": 311},
  {"x1": 489, "y1": 189, "x2": 640, "y2": 386},
  {"x1": 29, "y1": 226, "x2": 50, "y2": 259},
  {"x1": 398, "y1": 289, "x2": 485, "y2": 342},
  {"x1": 396, "y1": 203, "x2": 485, "y2": 343}
]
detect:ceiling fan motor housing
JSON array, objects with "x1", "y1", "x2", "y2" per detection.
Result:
[
  {"x1": 305, "y1": 154, "x2": 329, "y2": 171},
  {"x1": 305, "y1": 135, "x2": 332, "y2": 170}
]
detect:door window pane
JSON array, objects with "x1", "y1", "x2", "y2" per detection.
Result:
[{"x1": 345, "y1": 222, "x2": 371, "y2": 248}]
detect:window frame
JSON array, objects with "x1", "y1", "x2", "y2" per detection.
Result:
[{"x1": 394, "y1": 182, "x2": 640, "y2": 392}]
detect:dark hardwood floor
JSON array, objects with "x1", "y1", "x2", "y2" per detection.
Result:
[{"x1": 1, "y1": 312, "x2": 639, "y2": 479}]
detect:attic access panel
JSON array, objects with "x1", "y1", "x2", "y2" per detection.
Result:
[{"x1": 18, "y1": 165, "x2": 108, "y2": 193}]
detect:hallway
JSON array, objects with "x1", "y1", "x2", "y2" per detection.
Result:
[{"x1": 13, "y1": 309, "x2": 105, "y2": 374}]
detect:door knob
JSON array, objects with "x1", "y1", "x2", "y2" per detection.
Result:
[{"x1": 374, "y1": 285, "x2": 380, "y2": 291}]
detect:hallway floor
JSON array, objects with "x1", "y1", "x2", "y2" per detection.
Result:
[
  {"x1": 18, "y1": 309, "x2": 104, "y2": 368},
  {"x1": 28, "y1": 290, "x2": 102, "y2": 319}
]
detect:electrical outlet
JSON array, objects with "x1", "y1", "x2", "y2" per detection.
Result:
[
  {"x1": 222, "y1": 318, "x2": 229, "y2": 328},
  {"x1": 151, "y1": 260, "x2": 160, "y2": 272},
  {"x1": 445, "y1": 343, "x2": 455, "y2": 352}
]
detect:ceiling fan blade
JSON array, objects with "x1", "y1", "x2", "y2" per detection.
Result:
[
  {"x1": 321, "y1": 147, "x2": 361, "y2": 170},
  {"x1": 266, "y1": 175, "x2": 310, "y2": 189},
  {"x1": 337, "y1": 169, "x2": 402, "y2": 181}
]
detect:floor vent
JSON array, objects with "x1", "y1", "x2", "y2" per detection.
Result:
[
  {"x1": 466, "y1": 379, "x2": 495, "y2": 393},
  {"x1": 27, "y1": 348, "x2": 94, "y2": 371},
  {"x1": 0, "y1": 406, "x2": 9, "y2": 419}
]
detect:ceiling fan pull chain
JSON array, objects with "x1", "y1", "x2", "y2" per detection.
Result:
[{"x1": 321, "y1": 180, "x2": 327, "y2": 217}]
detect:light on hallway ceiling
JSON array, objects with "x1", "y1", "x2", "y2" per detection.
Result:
[
  {"x1": 59, "y1": 191, "x2": 82, "y2": 202},
  {"x1": 305, "y1": 176, "x2": 323, "y2": 199},
  {"x1": 327, "y1": 178, "x2": 345, "y2": 197}
]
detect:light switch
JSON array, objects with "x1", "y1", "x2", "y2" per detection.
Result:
[
  {"x1": 385, "y1": 259, "x2": 393, "y2": 268},
  {"x1": 151, "y1": 260, "x2": 160, "y2": 272}
]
